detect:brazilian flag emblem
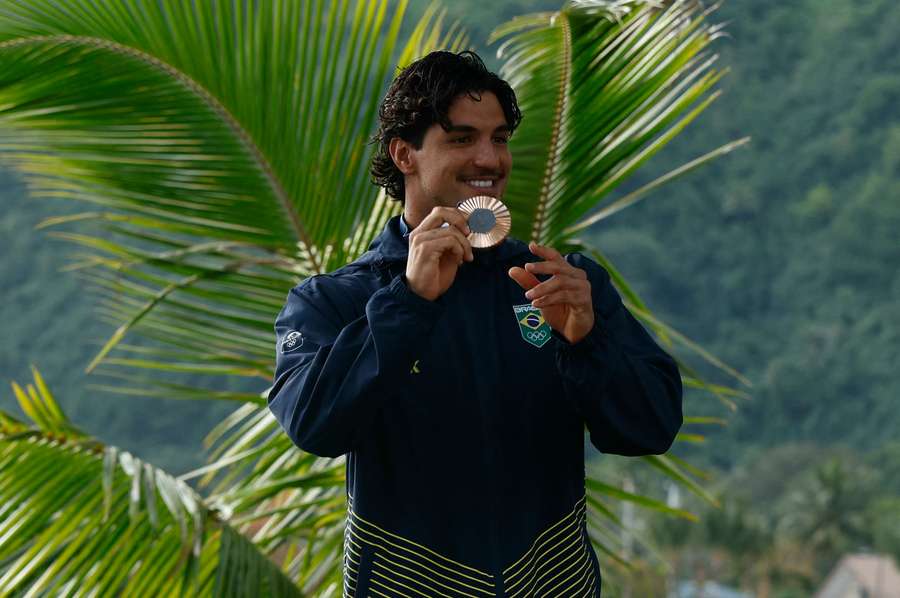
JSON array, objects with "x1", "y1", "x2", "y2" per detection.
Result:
[{"x1": 512, "y1": 304, "x2": 552, "y2": 348}]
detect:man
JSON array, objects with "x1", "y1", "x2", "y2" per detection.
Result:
[{"x1": 268, "y1": 50, "x2": 682, "y2": 597}]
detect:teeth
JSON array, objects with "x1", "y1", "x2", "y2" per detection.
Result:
[{"x1": 466, "y1": 180, "x2": 493, "y2": 188}]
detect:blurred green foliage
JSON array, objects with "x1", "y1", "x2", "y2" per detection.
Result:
[{"x1": 0, "y1": 170, "x2": 234, "y2": 475}]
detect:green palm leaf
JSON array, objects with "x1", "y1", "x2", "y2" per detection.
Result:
[
  {"x1": 1, "y1": 369, "x2": 300, "y2": 597},
  {"x1": 0, "y1": 0, "x2": 419, "y2": 266},
  {"x1": 494, "y1": 0, "x2": 746, "y2": 245},
  {"x1": 192, "y1": 404, "x2": 347, "y2": 594}
]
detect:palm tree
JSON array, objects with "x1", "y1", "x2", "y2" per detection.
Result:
[
  {"x1": 779, "y1": 457, "x2": 877, "y2": 578},
  {"x1": 0, "y1": 0, "x2": 749, "y2": 594}
]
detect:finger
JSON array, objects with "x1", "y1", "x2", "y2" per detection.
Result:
[
  {"x1": 418, "y1": 236, "x2": 465, "y2": 263},
  {"x1": 524, "y1": 276, "x2": 567, "y2": 300},
  {"x1": 419, "y1": 238, "x2": 466, "y2": 266},
  {"x1": 416, "y1": 229, "x2": 475, "y2": 262},
  {"x1": 528, "y1": 276, "x2": 590, "y2": 301},
  {"x1": 528, "y1": 241, "x2": 565, "y2": 263},
  {"x1": 508, "y1": 266, "x2": 540, "y2": 291},
  {"x1": 411, "y1": 226, "x2": 468, "y2": 246},
  {"x1": 531, "y1": 289, "x2": 586, "y2": 308},
  {"x1": 524, "y1": 260, "x2": 586, "y2": 279},
  {"x1": 412, "y1": 227, "x2": 473, "y2": 261},
  {"x1": 417, "y1": 207, "x2": 471, "y2": 235}
]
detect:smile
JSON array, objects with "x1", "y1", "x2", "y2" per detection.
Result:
[{"x1": 466, "y1": 180, "x2": 493, "y2": 188}]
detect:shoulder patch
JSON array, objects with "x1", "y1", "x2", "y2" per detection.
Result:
[{"x1": 280, "y1": 330, "x2": 305, "y2": 353}]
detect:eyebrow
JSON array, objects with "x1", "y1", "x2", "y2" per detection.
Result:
[{"x1": 445, "y1": 124, "x2": 512, "y2": 134}]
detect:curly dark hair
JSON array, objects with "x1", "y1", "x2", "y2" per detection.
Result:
[{"x1": 370, "y1": 50, "x2": 522, "y2": 202}]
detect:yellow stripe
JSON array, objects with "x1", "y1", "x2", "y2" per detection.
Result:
[
  {"x1": 505, "y1": 508, "x2": 584, "y2": 593},
  {"x1": 511, "y1": 528, "x2": 586, "y2": 597},
  {"x1": 532, "y1": 542, "x2": 587, "y2": 595},
  {"x1": 344, "y1": 535, "x2": 360, "y2": 598},
  {"x1": 349, "y1": 510, "x2": 494, "y2": 591},
  {"x1": 573, "y1": 556, "x2": 598, "y2": 597},
  {"x1": 502, "y1": 496, "x2": 586, "y2": 576},
  {"x1": 346, "y1": 535, "x2": 364, "y2": 559},
  {"x1": 548, "y1": 554, "x2": 594, "y2": 597},
  {"x1": 370, "y1": 564, "x2": 445, "y2": 598},
  {"x1": 505, "y1": 498, "x2": 591, "y2": 597},
  {"x1": 506, "y1": 498, "x2": 585, "y2": 580},
  {"x1": 345, "y1": 549, "x2": 359, "y2": 570},
  {"x1": 367, "y1": 578, "x2": 398, "y2": 598},
  {"x1": 348, "y1": 498, "x2": 493, "y2": 581},
  {"x1": 508, "y1": 524, "x2": 583, "y2": 595},
  {"x1": 348, "y1": 524, "x2": 490, "y2": 597},
  {"x1": 344, "y1": 493, "x2": 598, "y2": 597},
  {"x1": 531, "y1": 527, "x2": 581, "y2": 592},
  {"x1": 345, "y1": 537, "x2": 362, "y2": 562}
]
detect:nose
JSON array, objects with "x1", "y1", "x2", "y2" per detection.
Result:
[{"x1": 472, "y1": 138, "x2": 503, "y2": 172}]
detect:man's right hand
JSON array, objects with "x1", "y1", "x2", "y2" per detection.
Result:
[{"x1": 405, "y1": 207, "x2": 474, "y2": 301}]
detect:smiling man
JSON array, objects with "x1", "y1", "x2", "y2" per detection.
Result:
[{"x1": 268, "y1": 51, "x2": 683, "y2": 597}]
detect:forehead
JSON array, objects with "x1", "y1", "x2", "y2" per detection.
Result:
[{"x1": 444, "y1": 91, "x2": 507, "y2": 129}]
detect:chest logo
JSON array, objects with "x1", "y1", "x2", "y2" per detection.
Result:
[{"x1": 512, "y1": 304, "x2": 552, "y2": 348}]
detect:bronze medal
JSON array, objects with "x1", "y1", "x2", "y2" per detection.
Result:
[{"x1": 457, "y1": 196, "x2": 511, "y2": 249}]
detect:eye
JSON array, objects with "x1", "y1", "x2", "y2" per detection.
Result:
[
  {"x1": 494, "y1": 135, "x2": 510, "y2": 145},
  {"x1": 451, "y1": 136, "x2": 471, "y2": 144}
]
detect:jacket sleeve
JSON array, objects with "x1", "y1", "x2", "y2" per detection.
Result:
[
  {"x1": 267, "y1": 273, "x2": 443, "y2": 457},
  {"x1": 555, "y1": 253, "x2": 683, "y2": 456}
]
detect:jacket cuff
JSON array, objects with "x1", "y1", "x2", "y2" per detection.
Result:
[
  {"x1": 386, "y1": 274, "x2": 444, "y2": 317},
  {"x1": 554, "y1": 313, "x2": 607, "y2": 353}
]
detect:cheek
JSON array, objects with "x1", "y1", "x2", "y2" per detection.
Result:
[{"x1": 440, "y1": 156, "x2": 467, "y2": 179}]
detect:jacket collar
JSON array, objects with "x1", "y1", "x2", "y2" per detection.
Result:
[{"x1": 364, "y1": 215, "x2": 532, "y2": 266}]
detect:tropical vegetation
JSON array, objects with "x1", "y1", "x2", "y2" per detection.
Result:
[{"x1": 0, "y1": 0, "x2": 749, "y2": 594}]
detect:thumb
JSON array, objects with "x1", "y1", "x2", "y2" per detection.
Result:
[{"x1": 508, "y1": 266, "x2": 539, "y2": 291}]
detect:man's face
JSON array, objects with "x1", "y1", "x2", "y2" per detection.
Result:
[{"x1": 401, "y1": 91, "x2": 512, "y2": 212}]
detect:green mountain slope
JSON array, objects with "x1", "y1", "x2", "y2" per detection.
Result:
[{"x1": 586, "y1": 0, "x2": 900, "y2": 466}]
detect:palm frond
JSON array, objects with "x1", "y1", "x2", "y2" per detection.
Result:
[
  {"x1": 173, "y1": 402, "x2": 349, "y2": 595},
  {"x1": 0, "y1": 0, "x2": 404, "y2": 266},
  {"x1": 0, "y1": 369, "x2": 300, "y2": 596},
  {"x1": 493, "y1": 0, "x2": 744, "y2": 245}
]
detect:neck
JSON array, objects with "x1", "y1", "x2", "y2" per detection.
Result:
[{"x1": 402, "y1": 200, "x2": 432, "y2": 229}]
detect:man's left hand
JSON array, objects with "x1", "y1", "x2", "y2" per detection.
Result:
[{"x1": 508, "y1": 242, "x2": 595, "y2": 344}]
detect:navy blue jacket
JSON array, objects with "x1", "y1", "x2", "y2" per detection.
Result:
[{"x1": 268, "y1": 216, "x2": 682, "y2": 597}]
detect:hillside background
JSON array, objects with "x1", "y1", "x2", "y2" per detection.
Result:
[{"x1": 2, "y1": 0, "x2": 898, "y2": 593}]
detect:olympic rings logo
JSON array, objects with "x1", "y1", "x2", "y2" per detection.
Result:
[{"x1": 526, "y1": 329, "x2": 548, "y2": 342}]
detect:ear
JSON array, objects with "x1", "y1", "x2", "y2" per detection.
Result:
[{"x1": 389, "y1": 137, "x2": 416, "y2": 175}]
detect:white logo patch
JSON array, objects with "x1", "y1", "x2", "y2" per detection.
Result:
[{"x1": 281, "y1": 330, "x2": 304, "y2": 353}]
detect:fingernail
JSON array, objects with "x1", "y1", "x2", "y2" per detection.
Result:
[{"x1": 525, "y1": 290, "x2": 533, "y2": 299}]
